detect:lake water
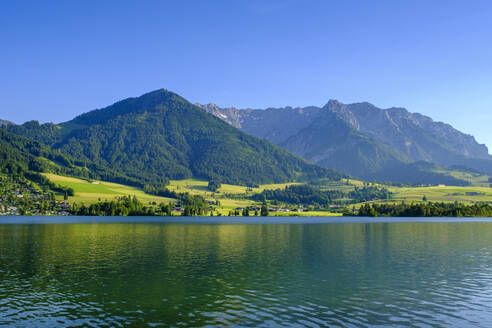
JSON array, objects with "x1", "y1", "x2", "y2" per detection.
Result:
[{"x1": 1, "y1": 217, "x2": 492, "y2": 327}]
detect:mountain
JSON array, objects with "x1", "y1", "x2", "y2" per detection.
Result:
[
  {"x1": 198, "y1": 101, "x2": 492, "y2": 184},
  {"x1": 197, "y1": 102, "x2": 410, "y2": 179},
  {"x1": 278, "y1": 107, "x2": 406, "y2": 179},
  {"x1": 196, "y1": 103, "x2": 322, "y2": 145},
  {"x1": 0, "y1": 119, "x2": 13, "y2": 127},
  {"x1": 6, "y1": 89, "x2": 344, "y2": 187},
  {"x1": 338, "y1": 101, "x2": 490, "y2": 161}
]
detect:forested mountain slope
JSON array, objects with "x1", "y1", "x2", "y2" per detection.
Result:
[
  {"x1": 6, "y1": 89, "x2": 344, "y2": 186},
  {"x1": 0, "y1": 128, "x2": 143, "y2": 188}
]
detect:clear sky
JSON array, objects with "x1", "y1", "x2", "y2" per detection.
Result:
[{"x1": 1, "y1": 0, "x2": 491, "y2": 151}]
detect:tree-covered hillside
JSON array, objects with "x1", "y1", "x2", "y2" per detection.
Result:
[
  {"x1": 7, "y1": 89, "x2": 344, "y2": 186},
  {"x1": 0, "y1": 128, "x2": 74, "y2": 176},
  {"x1": 0, "y1": 128, "x2": 144, "y2": 189}
]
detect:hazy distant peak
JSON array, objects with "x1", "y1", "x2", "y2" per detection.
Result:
[
  {"x1": 0, "y1": 119, "x2": 14, "y2": 127},
  {"x1": 196, "y1": 103, "x2": 243, "y2": 128},
  {"x1": 325, "y1": 99, "x2": 342, "y2": 105},
  {"x1": 197, "y1": 102, "x2": 235, "y2": 111}
]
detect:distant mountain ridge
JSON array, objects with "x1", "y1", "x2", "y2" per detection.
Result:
[
  {"x1": 0, "y1": 119, "x2": 13, "y2": 127},
  {"x1": 198, "y1": 101, "x2": 492, "y2": 183}
]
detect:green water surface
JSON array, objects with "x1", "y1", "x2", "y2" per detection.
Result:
[{"x1": 1, "y1": 217, "x2": 492, "y2": 327}]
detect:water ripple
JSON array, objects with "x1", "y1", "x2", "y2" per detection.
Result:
[{"x1": 1, "y1": 221, "x2": 492, "y2": 327}]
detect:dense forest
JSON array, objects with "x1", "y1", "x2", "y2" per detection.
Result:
[
  {"x1": 252, "y1": 184, "x2": 342, "y2": 206},
  {"x1": 348, "y1": 186, "x2": 392, "y2": 202},
  {"x1": 71, "y1": 194, "x2": 221, "y2": 217},
  {"x1": 0, "y1": 128, "x2": 146, "y2": 189},
  {"x1": 72, "y1": 196, "x2": 158, "y2": 216},
  {"x1": 252, "y1": 184, "x2": 392, "y2": 206},
  {"x1": 356, "y1": 202, "x2": 492, "y2": 217}
]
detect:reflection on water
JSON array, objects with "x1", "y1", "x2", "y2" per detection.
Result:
[{"x1": 1, "y1": 220, "x2": 492, "y2": 327}]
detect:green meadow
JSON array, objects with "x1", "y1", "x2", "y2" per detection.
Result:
[
  {"x1": 43, "y1": 173, "x2": 175, "y2": 205},
  {"x1": 389, "y1": 185, "x2": 492, "y2": 204},
  {"x1": 44, "y1": 173, "x2": 492, "y2": 216},
  {"x1": 165, "y1": 179, "x2": 333, "y2": 215},
  {"x1": 43, "y1": 174, "x2": 340, "y2": 216}
]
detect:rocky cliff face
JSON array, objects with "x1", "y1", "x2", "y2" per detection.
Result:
[
  {"x1": 343, "y1": 102, "x2": 490, "y2": 161},
  {"x1": 278, "y1": 108, "x2": 405, "y2": 178},
  {"x1": 195, "y1": 103, "x2": 243, "y2": 128},
  {"x1": 198, "y1": 100, "x2": 492, "y2": 180},
  {"x1": 197, "y1": 104, "x2": 321, "y2": 144}
]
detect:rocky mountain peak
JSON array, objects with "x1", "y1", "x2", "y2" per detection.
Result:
[
  {"x1": 323, "y1": 100, "x2": 360, "y2": 130},
  {"x1": 196, "y1": 103, "x2": 243, "y2": 128},
  {"x1": 0, "y1": 119, "x2": 13, "y2": 127},
  {"x1": 197, "y1": 97, "x2": 491, "y2": 177}
]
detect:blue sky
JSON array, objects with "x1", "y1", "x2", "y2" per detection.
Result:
[{"x1": 1, "y1": 0, "x2": 492, "y2": 151}]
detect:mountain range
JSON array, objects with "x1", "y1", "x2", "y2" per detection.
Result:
[
  {"x1": 2, "y1": 88, "x2": 490, "y2": 188},
  {"x1": 198, "y1": 101, "x2": 492, "y2": 184},
  {"x1": 3, "y1": 89, "x2": 342, "y2": 187}
]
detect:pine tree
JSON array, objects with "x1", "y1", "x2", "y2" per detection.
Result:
[{"x1": 261, "y1": 204, "x2": 268, "y2": 216}]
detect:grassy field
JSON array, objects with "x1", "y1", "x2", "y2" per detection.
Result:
[
  {"x1": 43, "y1": 173, "x2": 492, "y2": 216},
  {"x1": 43, "y1": 173, "x2": 175, "y2": 204},
  {"x1": 166, "y1": 179, "x2": 300, "y2": 195},
  {"x1": 166, "y1": 179, "x2": 326, "y2": 215},
  {"x1": 319, "y1": 178, "x2": 363, "y2": 193},
  {"x1": 267, "y1": 211, "x2": 342, "y2": 217},
  {"x1": 43, "y1": 174, "x2": 341, "y2": 216},
  {"x1": 435, "y1": 168, "x2": 491, "y2": 187},
  {"x1": 389, "y1": 185, "x2": 492, "y2": 204},
  {"x1": 318, "y1": 176, "x2": 492, "y2": 205}
]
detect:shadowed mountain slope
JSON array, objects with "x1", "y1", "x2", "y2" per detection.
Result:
[{"x1": 198, "y1": 100, "x2": 491, "y2": 184}]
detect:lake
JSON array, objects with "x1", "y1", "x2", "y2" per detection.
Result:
[{"x1": 1, "y1": 217, "x2": 492, "y2": 327}]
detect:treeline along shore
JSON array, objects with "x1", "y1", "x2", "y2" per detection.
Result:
[{"x1": 60, "y1": 197, "x2": 492, "y2": 217}]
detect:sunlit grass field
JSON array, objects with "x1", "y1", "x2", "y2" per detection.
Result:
[
  {"x1": 320, "y1": 177, "x2": 492, "y2": 205},
  {"x1": 389, "y1": 185, "x2": 492, "y2": 204},
  {"x1": 436, "y1": 169, "x2": 491, "y2": 187},
  {"x1": 166, "y1": 179, "x2": 300, "y2": 195},
  {"x1": 43, "y1": 173, "x2": 175, "y2": 204},
  {"x1": 44, "y1": 173, "x2": 492, "y2": 216},
  {"x1": 43, "y1": 174, "x2": 342, "y2": 216},
  {"x1": 166, "y1": 179, "x2": 319, "y2": 215}
]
